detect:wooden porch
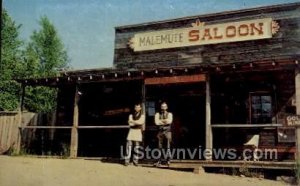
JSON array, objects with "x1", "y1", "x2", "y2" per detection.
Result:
[{"x1": 168, "y1": 160, "x2": 296, "y2": 170}]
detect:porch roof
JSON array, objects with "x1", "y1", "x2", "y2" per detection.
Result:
[{"x1": 16, "y1": 58, "x2": 299, "y2": 87}]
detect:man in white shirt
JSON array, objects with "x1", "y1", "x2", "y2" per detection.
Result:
[
  {"x1": 154, "y1": 102, "x2": 173, "y2": 166},
  {"x1": 125, "y1": 103, "x2": 145, "y2": 166}
]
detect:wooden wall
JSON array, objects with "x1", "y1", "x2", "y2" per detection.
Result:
[
  {"x1": 0, "y1": 112, "x2": 56, "y2": 155},
  {"x1": 114, "y1": 3, "x2": 300, "y2": 69}
]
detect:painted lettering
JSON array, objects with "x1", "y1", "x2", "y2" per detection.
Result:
[
  {"x1": 250, "y1": 22, "x2": 264, "y2": 35},
  {"x1": 238, "y1": 24, "x2": 249, "y2": 36},
  {"x1": 202, "y1": 28, "x2": 213, "y2": 40},
  {"x1": 189, "y1": 30, "x2": 200, "y2": 41},
  {"x1": 226, "y1": 26, "x2": 236, "y2": 38},
  {"x1": 213, "y1": 28, "x2": 223, "y2": 39}
]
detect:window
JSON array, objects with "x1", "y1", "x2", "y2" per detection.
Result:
[
  {"x1": 250, "y1": 92, "x2": 272, "y2": 124},
  {"x1": 145, "y1": 101, "x2": 156, "y2": 116}
]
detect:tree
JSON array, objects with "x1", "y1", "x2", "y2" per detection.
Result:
[
  {"x1": 0, "y1": 9, "x2": 23, "y2": 111},
  {"x1": 26, "y1": 16, "x2": 68, "y2": 77},
  {"x1": 23, "y1": 16, "x2": 69, "y2": 112}
]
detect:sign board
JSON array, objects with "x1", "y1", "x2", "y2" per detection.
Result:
[
  {"x1": 145, "y1": 74, "x2": 206, "y2": 85},
  {"x1": 286, "y1": 115, "x2": 300, "y2": 127},
  {"x1": 129, "y1": 18, "x2": 280, "y2": 51}
]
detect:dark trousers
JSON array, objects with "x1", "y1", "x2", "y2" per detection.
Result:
[{"x1": 157, "y1": 131, "x2": 172, "y2": 162}]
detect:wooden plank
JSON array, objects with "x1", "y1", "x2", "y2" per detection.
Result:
[
  {"x1": 130, "y1": 18, "x2": 275, "y2": 52},
  {"x1": 0, "y1": 116, "x2": 4, "y2": 149},
  {"x1": 0, "y1": 116, "x2": 4, "y2": 151},
  {"x1": 19, "y1": 125, "x2": 130, "y2": 129},
  {"x1": 171, "y1": 159, "x2": 295, "y2": 164},
  {"x1": 169, "y1": 162, "x2": 296, "y2": 170},
  {"x1": 19, "y1": 126, "x2": 73, "y2": 129},
  {"x1": 3, "y1": 116, "x2": 9, "y2": 149},
  {"x1": 6, "y1": 116, "x2": 13, "y2": 149},
  {"x1": 211, "y1": 124, "x2": 282, "y2": 128},
  {"x1": 70, "y1": 85, "x2": 79, "y2": 158},
  {"x1": 16, "y1": 84, "x2": 25, "y2": 154},
  {"x1": 11, "y1": 114, "x2": 18, "y2": 150},
  {"x1": 205, "y1": 75, "x2": 212, "y2": 160},
  {"x1": 0, "y1": 111, "x2": 19, "y2": 114},
  {"x1": 50, "y1": 111, "x2": 57, "y2": 141},
  {"x1": 2, "y1": 116, "x2": 7, "y2": 149},
  {"x1": 0, "y1": 116, "x2": 3, "y2": 142},
  {"x1": 21, "y1": 84, "x2": 25, "y2": 112},
  {"x1": 295, "y1": 68, "x2": 300, "y2": 160},
  {"x1": 78, "y1": 126, "x2": 128, "y2": 129},
  {"x1": 145, "y1": 74, "x2": 206, "y2": 85},
  {"x1": 142, "y1": 82, "x2": 146, "y2": 132}
]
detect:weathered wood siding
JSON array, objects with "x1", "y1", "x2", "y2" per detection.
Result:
[
  {"x1": 114, "y1": 3, "x2": 300, "y2": 69},
  {"x1": 0, "y1": 112, "x2": 55, "y2": 154},
  {"x1": 276, "y1": 71, "x2": 296, "y2": 124},
  {"x1": 0, "y1": 112, "x2": 20, "y2": 154}
]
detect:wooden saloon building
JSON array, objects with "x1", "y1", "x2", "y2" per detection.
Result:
[{"x1": 18, "y1": 3, "x2": 300, "y2": 163}]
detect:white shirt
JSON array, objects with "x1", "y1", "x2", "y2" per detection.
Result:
[
  {"x1": 126, "y1": 113, "x2": 145, "y2": 142},
  {"x1": 155, "y1": 112, "x2": 173, "y2": 126}
]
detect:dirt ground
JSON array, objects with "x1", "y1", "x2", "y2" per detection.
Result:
[{"x1": 0, "y1": 156, "x2": 289, "y2": 186}]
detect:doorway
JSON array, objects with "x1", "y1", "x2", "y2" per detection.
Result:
[{"x1": 144, "y1": 82, "x2": 206, "y2": 159}]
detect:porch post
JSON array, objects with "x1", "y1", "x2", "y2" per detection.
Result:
[
  {"x1": 16, "y1": 83, "x2": 25, "y2": 154},
  {"x1": 205, "y1": 74, "x2": 213, "y2": 160},
  {"x1": 70, "y1": 85, "x2": 79, "y2": 158},
  {"x1": 142, "y1": 82, "x2": 146, "y2": 124},
  {"x1": 295, "y1": 69, "x2": 300, "y2": 160},
  {"x1": 141, "y1": 82, "x2": 146, "y2": 144}
]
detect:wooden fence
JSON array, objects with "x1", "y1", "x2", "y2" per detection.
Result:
[
  {"x1": 0, "y1": 111, "x2": 21, "y2": 154},
  {"x1": 0, "y1": 112, "x2": 47, "y2": 154}
]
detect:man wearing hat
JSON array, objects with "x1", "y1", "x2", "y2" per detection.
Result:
[
  {"x1": 154, "y1": 102, "x2": 173, "y2": 166},
  {"x1": 125, "y1": 103, "x2": 145, "y2": 166}
]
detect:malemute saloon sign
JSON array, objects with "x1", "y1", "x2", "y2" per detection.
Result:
[{"x1": 129, "y1": 18, "x2": 280, "y2": 51}]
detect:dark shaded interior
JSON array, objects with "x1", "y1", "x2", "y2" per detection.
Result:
[
  {"x1": 144, "y1": 82, "x2": 206, "y2": 159},
  {"x1": 211, "y1": 70, "x2": 296, "y2": 160},
  {"x1": 77, "y1": 80, "x2": 143, "y2": 157}
]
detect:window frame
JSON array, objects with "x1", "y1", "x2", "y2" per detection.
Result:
[{"x1": 249, "y1": 91, "x2": 273, "y2": 124}]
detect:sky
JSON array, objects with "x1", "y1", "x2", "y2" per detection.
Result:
[{"x1": 4, "y1": 0, "x2": 300, "y2": 70}]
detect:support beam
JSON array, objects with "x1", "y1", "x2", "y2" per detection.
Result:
[
  {"x1": 142, "y1": 82, "x2": 146, "y2": 142},
  {"x1": 295, "y1": 69, "x2": 300, "y2": 160},
  {"x1": 142, "y1": 82, "x2": 146, "y2": 129},
  {"x1": 205, "y1": 74, "x2": 213, "y2": 160},
  {"x1": 20, "y1": 84, "x2": 25, "y2": 112},
  {"x1": 70, "y1": 85, "x2": 79, "y2": 158},
  {"x1": 16, "y1": 84, "x2": 25, "y2": 154}
]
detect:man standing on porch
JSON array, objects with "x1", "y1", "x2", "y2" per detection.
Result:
[
  {"x1": 154, "y1": 102, "x2": 173, "y2": 166},
  {"x1": 125, "y1": 103, "x2": 145, "y2": 166}
]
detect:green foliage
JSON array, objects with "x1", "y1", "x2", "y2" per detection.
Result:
[
  {"x1": 1, "y1": 10, "x2": 23, "y2": 79},
  {"x1": 22, "y1": 16, "x2": 69, "y2": 112},
  {"x1": 0, "y1": 9, "x2": 23, "y2": 111},
  {"x1": 296, "y1": 159, "x2": 300, "y2": 184},
  {"x1": 24, "y1": 86, "x2": 57, "y2": 112},
  {"x1": 8, "y1": 146, "x2": 29, "y2": 156},
  {"x1": 1, "y1": 10, "x2": 69, "y2": 112},
  {"x1": 60, "y1": 143, "x2": 70, "y2": 159},
  {"x1": 25, "y1": 16, "x2": 68, "y2": 77},
  {"x1": 0, "y1": 81, "x2": 21, "y2": 111}
]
